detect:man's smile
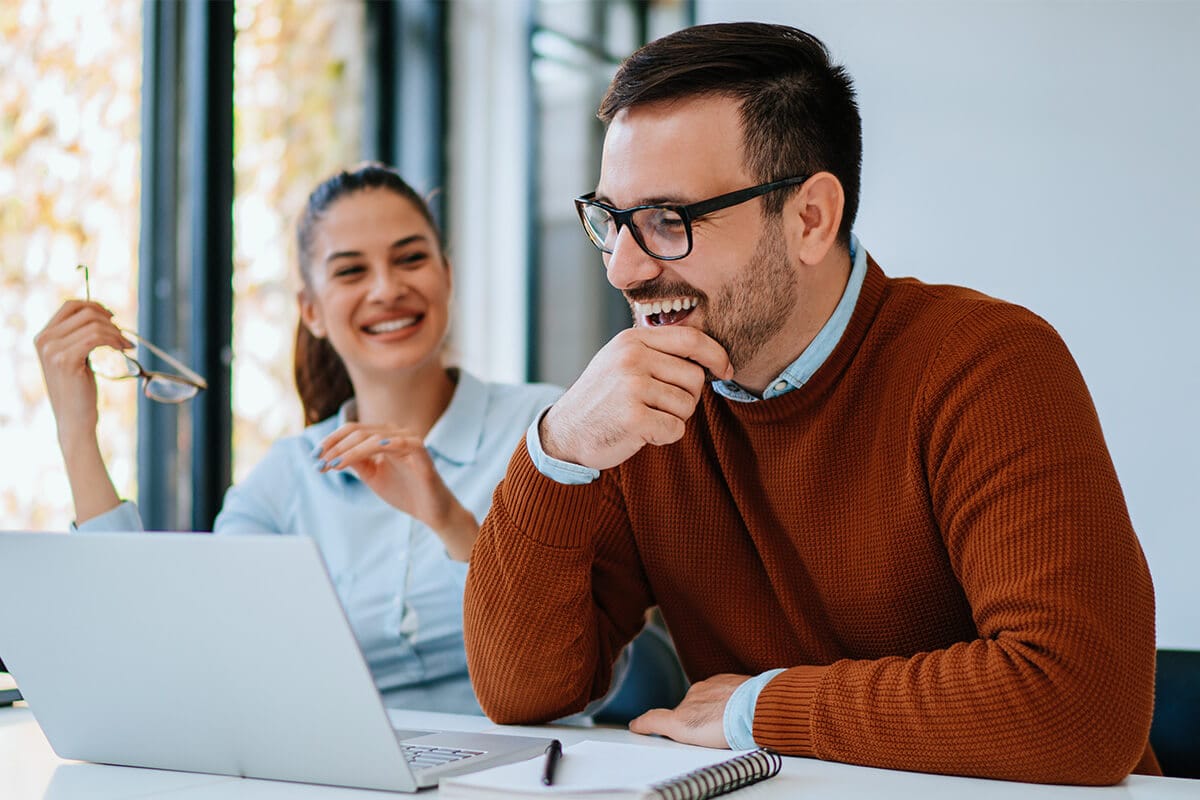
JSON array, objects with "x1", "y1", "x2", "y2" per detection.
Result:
[{"x1": 633, "y1": 296, "x2": 699, "y2": 327}]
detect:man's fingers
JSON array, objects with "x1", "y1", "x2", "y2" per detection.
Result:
[
  {"x1": 637, "y1": 325, "x2": 733, "y2": 381},
  {"x1": 643, "y1": 352, "x2": 709, "y2": 405},
  {"x1": 637, "y1": 405, "x2": 688, "y2": 447},
  {"x1": 628, "y1": 707, "x2": 675, "y2": 737}
]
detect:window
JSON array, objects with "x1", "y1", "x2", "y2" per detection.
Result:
[
  {"x1": 0, "y1": 0, "x2": 142, "y2": 528},
  {"x1": 231, "y1": 0, "x2": 365, "y2": 481}
]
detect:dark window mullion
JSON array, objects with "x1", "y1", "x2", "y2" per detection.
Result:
[
  {"x1": 137, "y1": 0, "x2": 182, "y2": 530},
  {"x1": 185, "y1": 0, "x2": 235, "y2": 531}
]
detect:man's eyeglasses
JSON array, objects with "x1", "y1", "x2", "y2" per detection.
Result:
[
  {"x1": 574, "y1": 176, "x2": 809, "y2": 261},
  {"x1": 79, "y1": 265, "x2": 207, "y2": 403}
]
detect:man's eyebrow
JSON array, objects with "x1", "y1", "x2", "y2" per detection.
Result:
[
  {"x1": 593, "y1": 192, "x2": 687, "y2": 208},
  {"x1": 325, "y1": 235, "x2": 430, "y2": 263}
]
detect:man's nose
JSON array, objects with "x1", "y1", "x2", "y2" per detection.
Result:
[{"x1": 604, "y1": 226, "x2": 663, "y2": 291}]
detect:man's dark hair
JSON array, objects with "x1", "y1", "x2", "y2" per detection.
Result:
[{"x1": 599, "y1": 22, "x2": 862, "y2": 246}]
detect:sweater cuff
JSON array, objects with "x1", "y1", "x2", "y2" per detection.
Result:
[
  {"x1": 497, "y1": 438, "x2": 610, "y2": 550},
  {"x1": 751, "y1": 664, "x2": 829, "y2": 757}
]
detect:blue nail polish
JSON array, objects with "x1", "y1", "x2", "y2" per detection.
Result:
[
  {"x1": 329, "y1": 457, "x2": 341, "y2": 468},
  {"x1": 378, "y1": 438, "x2": 390, "y2": 447},
  {"x1": 317, "y1": 459, "x2": 327, "y2": 470},
  {"x1": 310, "y1": 445, "x2": 322, "y2": 458}
]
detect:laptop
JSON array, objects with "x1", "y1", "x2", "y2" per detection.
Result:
[{"x1": 0, "y1": 531, "x2": 552, "y2": 792}]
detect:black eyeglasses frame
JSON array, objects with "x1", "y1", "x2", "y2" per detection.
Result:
[{"x1": 574, "y1": 175, "x2": 810, "y2": 261}]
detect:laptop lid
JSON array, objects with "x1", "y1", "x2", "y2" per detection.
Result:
[{"x1": 0, "y1": 531, "x2": 545, "y2": 792}]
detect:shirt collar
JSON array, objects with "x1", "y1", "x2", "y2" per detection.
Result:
[
  {"x1": 712, "y1": 232, "x2": 868, "y2": 403},
  {"x1": 424, "y1": 368, "x2": 486, "y2": 466}
]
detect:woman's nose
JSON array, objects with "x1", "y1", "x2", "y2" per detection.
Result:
[{"x1": 367, "y1": 266, "x2": 409, "y2": 301}]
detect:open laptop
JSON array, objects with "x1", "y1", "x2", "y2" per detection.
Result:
[{"x1": 0, "y1": 531, "x2": 551, "y2": 792}]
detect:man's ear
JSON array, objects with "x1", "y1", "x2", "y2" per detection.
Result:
[
  {"x1": 297, "y1": 289, "x2": 326, "y2": 338},
  {"x1": 784, "y1": 172, "x2": 844, "y2": 266}
]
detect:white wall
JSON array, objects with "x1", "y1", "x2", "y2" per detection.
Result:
[
  {"x1": 446, "y1": 0, "x2": 532, "y2": 384},
  {"x1": 699, "y1": 0, "x2": 1200, "y2": 647}
]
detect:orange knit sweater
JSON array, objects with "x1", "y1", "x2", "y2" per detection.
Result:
[{"x1": 464, "y1": 259, "x2": 1158, "y2": 785}]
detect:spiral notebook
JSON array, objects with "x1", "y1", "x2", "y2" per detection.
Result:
[{"x1": 438, "y1": 740, "x2": 782, "y2": 800}]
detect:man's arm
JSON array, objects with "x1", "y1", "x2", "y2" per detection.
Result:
[
  {"x1": 465, "y1": 325, "x2": 731, "y2": 722},
  {"x1": 464, "y1": 445, "x2": 652, "y2": 722},
  {"x1": 753, "y1": 305, "x2": 1156, "y2": 784}
]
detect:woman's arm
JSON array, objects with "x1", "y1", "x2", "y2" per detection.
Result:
[{"x1": 34, "y1": 300, "x2": 133, "y2": 525}]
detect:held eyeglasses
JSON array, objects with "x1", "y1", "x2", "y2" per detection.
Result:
[
  {"x1": 79, "y1": 265, "x2": 207, "y2": 403},
  {"x1": 574, "y1": 176, "x2": 809, "y2": 261}
]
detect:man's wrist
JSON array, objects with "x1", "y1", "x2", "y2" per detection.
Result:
[
  {"x1": 722, "y1": 668, "x2": 786, "y2": 749},
  {"x1": 537, "y1": 405, "x2": 572, "y2": 463},
  {"x1": 526, "y1": 410, "x2": 600, "y2": 486}
]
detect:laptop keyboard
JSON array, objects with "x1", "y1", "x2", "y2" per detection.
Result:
[{"x1": 402, "y1": 744, "x2": 485, "y2": 770}]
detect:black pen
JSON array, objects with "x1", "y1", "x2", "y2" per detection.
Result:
[{"x1": 541, "y1": 738, "x2": 562, "y2": 786}]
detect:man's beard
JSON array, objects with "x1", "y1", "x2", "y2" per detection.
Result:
[{"x1": 625, "y1": 216, "x2": 797, "y2": 381}]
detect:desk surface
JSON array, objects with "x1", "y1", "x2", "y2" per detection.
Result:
[{"x1": 1, "y1": 704, "x2": 1194, "y2": 799}]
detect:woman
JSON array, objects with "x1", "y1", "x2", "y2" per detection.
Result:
[{"x1": 34, "y1": 164, "x2": 563, "y2": 714}]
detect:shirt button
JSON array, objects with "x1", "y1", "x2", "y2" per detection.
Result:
[{"x1": 773, "y1": 381, "x2": 788, "y2": 392}]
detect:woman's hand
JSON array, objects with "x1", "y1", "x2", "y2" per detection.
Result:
[
  {"x1": 33, "y1": 300, "x2": 131, "y2": 524},
  {"x1": 34, "y1": 300, "x2": 132, "y2": 441},
  {"x1": 314, "y1": 423, "x2": 478, "y2": 561}
]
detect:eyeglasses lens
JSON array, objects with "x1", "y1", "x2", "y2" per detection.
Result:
[
  {"x1": 144, "y1": 376, "x2": 200, "y2": 403},
  {"x1": 582, "y1": 204, "x2": 689, "y2": 260},
  {"x1": 88, "y1": 347, "x2": 140, "y2": 380}
]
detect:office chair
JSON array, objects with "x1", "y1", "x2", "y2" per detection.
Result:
[
  {"x1": 1150, "y1": 648, "x2": 1200, "y2": 779},
  {"x1": 593, "y1": 619, "x2": 689, "y2": 725}
]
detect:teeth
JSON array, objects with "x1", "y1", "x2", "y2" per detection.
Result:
[
  {"x1": 633, "y1": 297, "x2": 698, "y2": 318},
  {"x1": 366, "y1": 317, "x2": 417, "y2": 333}
]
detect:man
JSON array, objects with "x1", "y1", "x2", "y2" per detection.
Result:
[{"x1": 463, "y1": 22, "x2": 1158, "y2": 785}]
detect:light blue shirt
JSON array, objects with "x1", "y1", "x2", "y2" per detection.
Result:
[
  {"x1": 527, "y1": 235, "x2": 868, "y2": 746},
  {"x1": 78, "y1": 369, "x2": 562, "y2": 715}
]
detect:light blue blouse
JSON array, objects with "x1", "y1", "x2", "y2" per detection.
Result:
[{"x1": 77, "y1": 369, "x2": 562, "y2": 715}]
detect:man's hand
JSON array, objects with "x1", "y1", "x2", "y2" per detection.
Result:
[
  {"x1": 540, "y1": 326, "x2": 732, "y2": 470},
  {"x1": 628, "y1": 673, "x2": 750, "y2": 749}
]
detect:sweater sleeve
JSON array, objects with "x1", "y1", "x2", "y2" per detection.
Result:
[
  {"x1": 753, "y1": 303, "x2": 1156, "y2": 785},
  {"x1": 463, "y1": 443, "x2": 653, "y2": 723}
]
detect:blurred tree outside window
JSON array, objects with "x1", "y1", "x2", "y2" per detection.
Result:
[
  {"x1": 232, "y1": 0, "x2": 364, "y2": 481},
  {"x1": 0, "y1": 0, "x2": 142, "y2": 529}
]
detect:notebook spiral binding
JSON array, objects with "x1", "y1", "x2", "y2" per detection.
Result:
[{"x1": 650, "y1": 748, "x2": 783, "y2": 800}]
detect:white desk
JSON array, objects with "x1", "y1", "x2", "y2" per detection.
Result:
[{"x1": 1, "y1": 704, "x2": 1194, "y2": 799}]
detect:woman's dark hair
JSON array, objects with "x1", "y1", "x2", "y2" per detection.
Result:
[
  {"x1": 598, "y1": 22, "x2": 862, "y2": 247},
  {"x1": 294, "y1": 163, "x2": 443, "y2": 425}
]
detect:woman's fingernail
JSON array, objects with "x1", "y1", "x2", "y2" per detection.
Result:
[
  {"x1": 316, "y1": 459, "x2": 327, "y2": 470},
  {"x1": 328, "y1": 457, "x2": 341, "y2": 468},
  {"x1": 310, "y1": 445, "x2": 322, "y2": 458},
  {"x1": 378, "y1": 438, "x2": 390, "y2": 447}
]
